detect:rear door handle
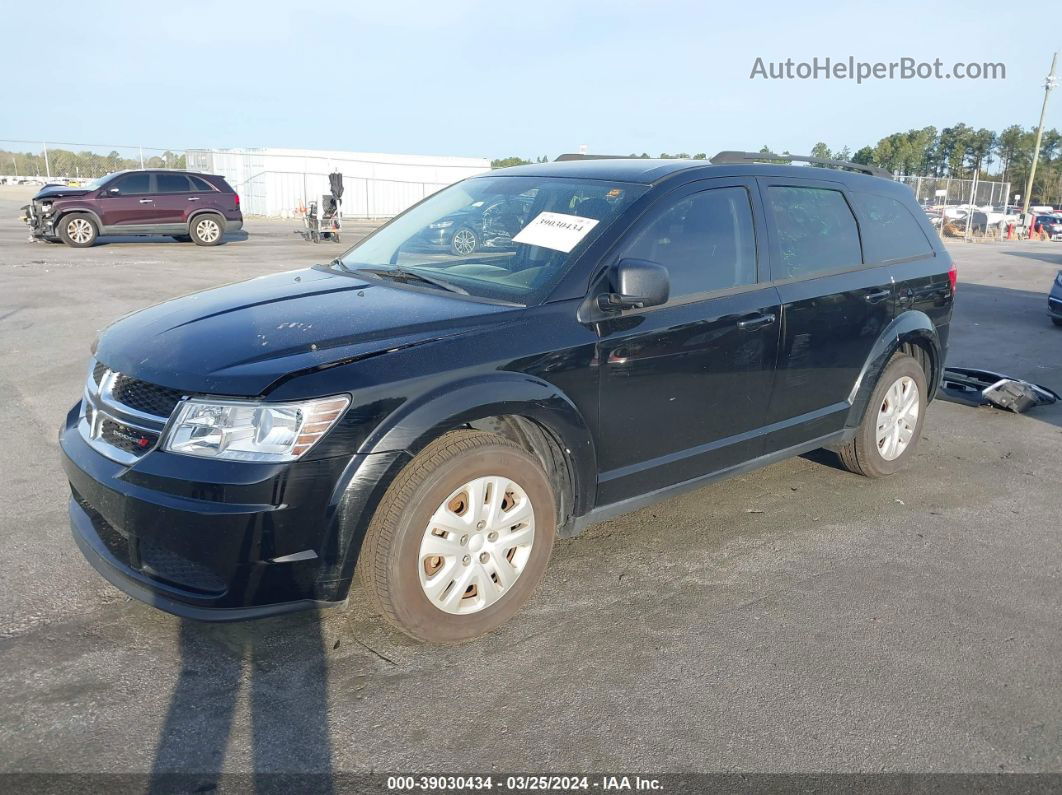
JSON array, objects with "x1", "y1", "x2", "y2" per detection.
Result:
[
  {"x1": 864, "y1": 288, "x2": 891, "y2": 303},
  {"x1": 138, "y1": 199, "x2": 153, "y2": 204},
  {"x1": 736, "y1": 312, "x2": 776, "y2": 331},
  {"x1": 187, "y1": 197, "x2": 199, "y2": 201}
]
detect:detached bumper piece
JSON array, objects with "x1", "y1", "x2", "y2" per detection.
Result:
[{"x1": 939, "y1": 367, "x2": 1060, "y2": 413}]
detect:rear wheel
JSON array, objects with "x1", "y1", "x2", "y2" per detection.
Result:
[
  {"x1": 58, "y1": 213, "x2": 98, "y2": 248},
  {"x1": 358, "y1": 430, "x2": 556, "y2": 643},
  {"x1": 190, "y1": 214, "x2": 224, "y2": 246},
  {"x1": 836, "y1": 353, "x2": 927, "y2": 478}
]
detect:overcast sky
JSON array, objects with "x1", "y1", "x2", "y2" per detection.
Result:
[{"x1": 2, "y1": 0, "x2": 1054, "y2": 162}]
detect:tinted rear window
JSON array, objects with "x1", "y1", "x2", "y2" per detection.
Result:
[
  {"x1": 189, "y1": 175, "x2": 215, "y2": 192},
  {"x1": 155, "y1": 173, "x2": 192, "y2": 193},
  {"x1": 767, "y1": 186, "x2": 862, "y2": 279},
  {"x1": 851, "y1": 192, "x2": 933, "y2": 262}
]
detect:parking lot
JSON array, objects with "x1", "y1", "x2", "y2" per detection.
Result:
[{"x1": 1, "y1": 182, "x2": 1060, "y2": 777}]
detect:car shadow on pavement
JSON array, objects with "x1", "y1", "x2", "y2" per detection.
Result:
[
  {"x1": 94, "y1": 230, "x2": 250, "y2": 245},
  {"x1": 149, "y1": 613, "x2": 334, "y2": 792}
]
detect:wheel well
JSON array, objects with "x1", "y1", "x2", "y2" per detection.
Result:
[
  {"x1": 55, "y1": 209, "x2": 100, "y2": 230},
  {"x1": 465, "y1": 415, "x2": 576, "y2": 533},
  {"x1": 188, "y1": 209, "x2": 224, "y2": 228},
  {"x1": 898, "y1": 338, "x2": 937, "y2": 395}
]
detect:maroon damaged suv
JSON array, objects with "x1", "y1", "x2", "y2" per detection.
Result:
[{"x1": 21, "y1": 169, "x2": 243, "y2": 247}]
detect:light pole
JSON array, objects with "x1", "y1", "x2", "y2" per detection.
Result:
[{"x1": 1022, "y1": 52, "x2": 1058, "y2": 214}]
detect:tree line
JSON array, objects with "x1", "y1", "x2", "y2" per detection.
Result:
[
  {"x1": 493, "y1": 122, "x2": 1062, "y2": 205},
  {"x1": 0, "y1": 148, "x2": 186, "y2": 179}
]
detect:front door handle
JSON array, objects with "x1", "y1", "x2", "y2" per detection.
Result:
[
  {"x1": 187, "y1": 197, "x2": 199, "y2": 201},
  {"x1": 736, "y1": 312, "x2": 776, "y2": 331},
  {"x1": 138, "y1": 199, "x2": 153, "y2": 204},
  {"x1": 864, "y1": 288, "x2": 891, "y2": 303}
]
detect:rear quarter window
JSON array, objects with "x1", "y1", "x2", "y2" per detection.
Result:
[
  {"x1": 766, "y1": 186, "x2": 862, "y2": 279},
  {"x1": 189, "y1": 175, "x2": 215, "y2": 192},
  {"x1": 851, "y1": 192, "x2": 934, "y2": 263}
]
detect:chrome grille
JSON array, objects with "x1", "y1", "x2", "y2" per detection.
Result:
[{"x1": 79, "y1": 361, "x2": 184, "y2": 464}]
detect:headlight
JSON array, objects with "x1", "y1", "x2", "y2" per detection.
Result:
[
  {"x1": 163, "y1": 395, "x2": 350, "y2": 462},
  {"x1": 428, "y1": 220, "x2": 454, "y2": 229},
  {"x1": 40, "y1": 202, "x2": 53, "y2": 215}
]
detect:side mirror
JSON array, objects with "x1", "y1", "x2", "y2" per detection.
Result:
[{"x1": 598, "y1": 259, "x2": 669, "y2": 311}]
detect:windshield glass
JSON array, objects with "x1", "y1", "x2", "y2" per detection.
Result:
[
  {"x1": 335, "y1": 176, "x2": 647, "y2": 304},
  {"x1": 84, "y1": 174, "x2": 115, "y2": 190}
]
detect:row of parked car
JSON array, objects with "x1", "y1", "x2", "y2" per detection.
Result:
[{"x1": 19, "y1": 169, "x2": 244, "y2": 247}]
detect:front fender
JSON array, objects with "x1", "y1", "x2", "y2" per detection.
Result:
[
  {"x1": 846, "y1": 310, "x2": 942, "y2": 428},
  {"x1": 358, "y1": 373, "x2": 598, "y2": 518},
  {"x1": 53, "y1": 205, "x2": 104, "y2": 230}
]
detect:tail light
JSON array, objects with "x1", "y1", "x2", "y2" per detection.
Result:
[
  {"x1": 948, "y1": 262, "x2": 957, "y2": 293},
  {"x1": 233, "y1": 193, "x2": 240, "y2": 208}
]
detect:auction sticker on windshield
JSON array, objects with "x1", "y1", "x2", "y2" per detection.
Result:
[{"x1": 512, "y1": 212, "x2": 600, "y2": 253}]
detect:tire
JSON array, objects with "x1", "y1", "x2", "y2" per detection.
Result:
[
  {"x1": 450, "y1": 227, "x2": 477, "y2": 256},
  {"x1": 836, "y1": 352, "x2": 928, "y2": 478},
  {"x1": 189, "y1": 214, "x2": 224, "y2": 246},
  {"x1": 58, "y1": 213, "x2": 98, "y2": 248},
  {"x1": 172, "y1": 234, "x2": 192, "y2": 243},
  {"x1": 358, "y1": 429, "x2": 556, "y2": 643}
]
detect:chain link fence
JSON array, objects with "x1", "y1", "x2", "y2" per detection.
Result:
[{"x1": 894, "y1": 174, "x2": 1012, "y2": 208}]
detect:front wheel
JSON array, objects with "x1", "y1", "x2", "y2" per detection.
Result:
[
  {"x1": 190, "y1": 214, "x2": 224, "y2": 246},
  {"x1": 450, "y1": 227, "x2": 477, "y2": 256},
  {"x1": 836, "y1": 353, "x2": 928, "y2": 478},
  {"x1": 358, "y1": 430, "x2": 556, "y2": 643},
  {"x1": 58, "y1": 214, "x2": 98, "y2": 248}
]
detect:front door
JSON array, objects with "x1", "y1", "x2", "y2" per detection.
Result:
[
  {"x1": 98, "y1": 172, "x2": 157, "y2": 230},
  {"x1": 594, "y1": 180, "x2": 781, "y2": 505},
  {"x1": 757, "y1": 178, "x2": 895, "y2": 452}
]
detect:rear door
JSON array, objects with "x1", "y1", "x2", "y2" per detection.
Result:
[
  {"x1": 97, "y1": 172, "x2": 155, "y2": 229},
  {"x1": 757, "y1": 178, "x2": 895, "y2": 452},
  {"x1": 151, "y1": 172, "x2": 196, "y2": 227},
  {"x1": 594, "y1": 179, "x2": 781, "y2": 504}
]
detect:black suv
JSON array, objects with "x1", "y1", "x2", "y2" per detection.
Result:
[{"x1": 61, "y1": 153, "x2": 954, "y2": 643}]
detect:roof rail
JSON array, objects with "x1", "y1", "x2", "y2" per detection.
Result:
[
  {"x1": 709, "y1": 150, "x2": 892, "y2": 179},
  {"x1": 554, "y1": 153, "x2": 630, "y2": 161}
]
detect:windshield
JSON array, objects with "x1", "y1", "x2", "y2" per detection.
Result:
[
  {"x1": 84, "y1": 174, "x2": 116, "y2": 190},
  {"x1": 335, "y1": 176, "x2": 647, "y2": 304}
]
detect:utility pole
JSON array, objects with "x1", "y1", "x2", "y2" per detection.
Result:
[
  {"x1": 43, "y1": 142, "x2": 50, "y2": 179},
  {"x1": 1022, "y1": 52, "x2": 1058, "y2": 214},
  {"x1": 139, "y1": 146, "x2": 145, "y2": 169}
]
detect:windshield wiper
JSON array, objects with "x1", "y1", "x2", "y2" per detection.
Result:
[{"x1": 352, "y1": 266, "x2": 469, "y2": 296}]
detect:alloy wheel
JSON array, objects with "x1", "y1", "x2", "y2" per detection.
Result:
[
  {"x1": 67, "y1": 218, "x2": 93, "y2": 244},
  {"x1": 196, "y1": 218, "x2": 221, "y2": 243},
  {"x1": 451, "y1": 228, "x2": 476, "y2": 255}
]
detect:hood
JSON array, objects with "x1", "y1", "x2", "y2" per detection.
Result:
[
  {"x1": 94, "y1": 267, "x2": 517, "y2": 396},
  {"x1": 33, "y1": 184, "x2": 93, "y2": 200}
]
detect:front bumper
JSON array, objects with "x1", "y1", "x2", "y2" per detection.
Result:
[
  {"x1": 1049, "y1": 294, "x2": 1062, "y2": 319},
  {"x1": 20, "y1": 202, "x2": 55, "y2": 239},
  {"x1": 60, "y1": 402, "x2": 405, "y2": 621}
]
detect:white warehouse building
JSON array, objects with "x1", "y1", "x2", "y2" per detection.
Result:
[{"x1": 184, "y1": 148, "x2": 491, "y2": 219}]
